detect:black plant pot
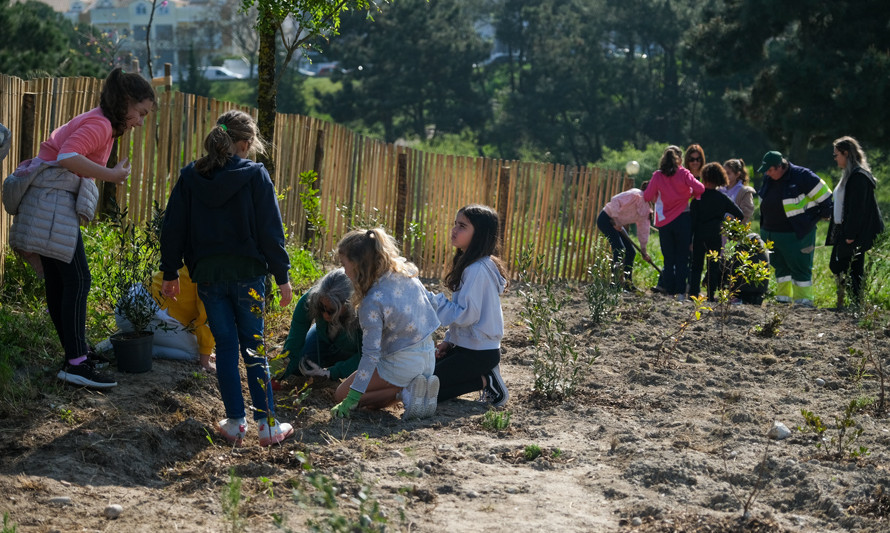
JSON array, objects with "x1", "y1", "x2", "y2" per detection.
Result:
[{"x1": 111, "y1": 331, "x2": 154, "y2": 373}]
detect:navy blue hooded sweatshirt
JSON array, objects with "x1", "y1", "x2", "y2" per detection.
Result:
[{"x1": 160, "y1": 156, "x2": 290, "y2": 285}]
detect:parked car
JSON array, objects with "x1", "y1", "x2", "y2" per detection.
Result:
[
  {"x1": 197, "y1": 66, "x2": 244, "y2": 81},
  {"x1": 173, "y1": 66, "x2": 245, "y2": 82}
]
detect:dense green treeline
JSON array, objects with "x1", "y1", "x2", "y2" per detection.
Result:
[
  {"x1": 315, "y1": 0, "x2": 889, "y2": 170},
  {"x1": 2, "y1": 0, "x2": 889, "y2": 173}
]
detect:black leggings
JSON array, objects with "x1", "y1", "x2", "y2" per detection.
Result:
[
  {"x1": 433, "y1": 345, "x2": 500, "y2": 401},
  {"x1": 41, "y1": 231, "x2": 91, "y2": 362}
]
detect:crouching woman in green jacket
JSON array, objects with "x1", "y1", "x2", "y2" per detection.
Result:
[{"x1": 273, "y1": 268, "x2": 362, "y2": 388}]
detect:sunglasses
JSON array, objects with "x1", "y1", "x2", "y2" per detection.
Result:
[{"x1": 688, "y1": 156, "x2": 703, "y2": 162}]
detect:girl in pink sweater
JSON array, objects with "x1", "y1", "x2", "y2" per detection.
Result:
[
  {"x1": 5, "y1": 68, "x2": 156, "y2": 389},
  {"x1": 643, "y1": 145, "x2": 705, "y2": 299}
]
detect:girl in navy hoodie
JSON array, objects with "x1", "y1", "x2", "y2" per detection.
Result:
[
  {"x1": 428, "y1": 205, "x2": 509, "y2": 407},
  {"x1": 160, "y1": 110, "x2": 294, "y2": 447}
]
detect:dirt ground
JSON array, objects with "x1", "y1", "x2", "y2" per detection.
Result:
[{"x1": 2, "y1": 283, "x2": 890, "y2": 533}]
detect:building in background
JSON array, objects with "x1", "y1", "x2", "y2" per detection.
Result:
[{"x1": 48, "y1": 0, "x2": 244, "y2": 77}]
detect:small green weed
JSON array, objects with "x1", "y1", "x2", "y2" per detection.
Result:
[
  {"x1": 753, "y1": 309, "x2": 784, "y2": 338},
  {"x1": 523, "y1": 444, "x2": 543, "y2": 461},
  {"x1": 481, "y1": 409, "x2": 512, "y2": 431},
  {"x1": 259, "y1": 476, "x2": 275, "y2": 498},
  {"x1": 221, "y1": 469, "x2": 246, "y2": 533},
  {"x1": 56, "y1": 407, "x2": 76, "y2": 425},
  {"x1": 2, "y1": 511, "x2": 17, "y2": 533}
]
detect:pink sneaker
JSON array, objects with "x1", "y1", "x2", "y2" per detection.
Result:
[
  {"x1": 258, "y1": 420, "x2": 294, "y2": 447},
  {"x1": 218, "y1": 417, "x2": 248, "y2": 446}
]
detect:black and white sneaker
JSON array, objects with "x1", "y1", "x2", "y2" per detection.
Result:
[
  {"x1": 480, "y1": 365, "x2": 509, "y2": 408},
  {"x1": 57, "y1": 360, "x2": 117, "y2": 389}
]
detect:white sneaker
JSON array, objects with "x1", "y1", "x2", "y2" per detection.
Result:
[
  {"x1": 401, "y1": 374, "x2": 427, "y2": 420},
  {"x1": 422, "y1": 375, "x2": 439, "y2": 418},
  {"x1": 257, "y1": 419, "x2": 294, "y2": 447},
  {"x1": 218, "y1": 417, "x2": 248, "y2": 446}
]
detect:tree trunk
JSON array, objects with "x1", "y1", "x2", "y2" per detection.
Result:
[{"x1": 256, "y1": 16, "x2": 277, "y2": 173}]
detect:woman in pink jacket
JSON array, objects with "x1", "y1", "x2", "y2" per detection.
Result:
[
  {"x1": 597, "y1": 181, "x2": 652, "y2": 291},
  {"x1": 643, "y1": 146, "x2": 705, "y2": 300}
]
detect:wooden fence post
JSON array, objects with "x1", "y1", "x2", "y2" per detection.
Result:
[
  {"x1": 19, "y1": 93, "x2": 36, "y2": 164},
  {"x1": 496, "y1": 164, "x2": 511, "y2": 249},
  {"x1": 395, "y1": 152, "x2": 408, "y2": 241},
  {"x1": 303, "y1": 128, "x2": 325, "y2": 246}
]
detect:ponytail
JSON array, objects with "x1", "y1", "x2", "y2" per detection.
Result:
[{"x1": 195, "y1": 110, "x2": 266, "y2": 176}]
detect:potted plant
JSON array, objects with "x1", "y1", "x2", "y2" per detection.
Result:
[{"x1": 98, "y1": 198, "x2": 164, "y2": 373}]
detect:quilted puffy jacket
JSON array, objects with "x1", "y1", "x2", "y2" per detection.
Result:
[{"x1": 3, "y1": 162, "x2": 99, "y2": 264}]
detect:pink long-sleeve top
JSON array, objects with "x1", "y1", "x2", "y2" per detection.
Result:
[
  {"x1": 602, "y1": 188, "x2": 651, "y2": 249},
  {"x1": 36, "y1": 107, "x2": 114, "y2": 168},
  {"x1": 643, "y1": 166, "x2": 705, "y2": 227}
]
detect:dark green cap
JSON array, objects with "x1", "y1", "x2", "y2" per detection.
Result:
[{"x1": 757, "y1": 151, "x2": 784, "y2": 173}]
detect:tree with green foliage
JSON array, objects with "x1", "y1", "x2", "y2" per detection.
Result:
[
  {"x1": 319, "y1": 0, "x2": 490, "y2": 143},
  {"x1": 690, "y1": 0, "x2": 890, "y2": 162},
  {"x1": 238, "y1": 0, "x2": 388, "y2": 169},
  {"x1": 0, "y1": 0, "x2": 112, "y2": 78}
]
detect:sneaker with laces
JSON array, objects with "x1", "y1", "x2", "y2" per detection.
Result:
[
  {"x1": 218, "y1": 417, "x2": 248, "y2": 446},
  {"x1": 422, "y1": 375, "x2": 440, "y2": 418},
  {"x1": 57, "y1": 360, "x2": 117, "y2": 389},
  {"x1": 482, "y1": 365, "x2": 509, "y2": 408},
  {"x1": 257, "y1": 419, "x2": 294, "y2": 447},
  {"x1": 400, "y1": 374, "x2": 427, "y2": 420}
]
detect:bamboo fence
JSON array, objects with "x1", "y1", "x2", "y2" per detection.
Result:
[{"x1": 0, "y1": 73, "x2": 630, "y2": 285}]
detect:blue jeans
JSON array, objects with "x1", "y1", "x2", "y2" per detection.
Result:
[
  {"x1": 596, "y1": 210, "x2": 636, "y2": 281},
  {"x1": 198, "y1": 276, "x2": 276, "y2": 421},
  {"x1": 658, "y1": 212, "x2": 692, "y2": 295}
]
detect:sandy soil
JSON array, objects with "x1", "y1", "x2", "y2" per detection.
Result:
[{"x1": 1, "y1": 284, "x2": 890, "y2": 532}]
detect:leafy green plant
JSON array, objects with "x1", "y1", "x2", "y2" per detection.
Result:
[
  {"x1": 481, "y1": 409, "x2": 511, "y2": 431},
  {"x1": 93, "y1": 198, "x2": 165, "y2": 334},
  {"x1": 298, "y1": 170, "x2": 327, "y2": 249},
  {"x1": 516, "y1": 245, "x2": 598, "y2": 399},
  {"x1": 584, "y1": 252, "x2": 621, "y2": 326},
  {"x1": 523, "y1": 444, "x2": 543, "y2": 461},
  {"x1": 221, "y1": 469, "x2": 246, "y2": 533},
  {"x1": 799, "y1": 397, "x2": 873, "y2": 459},
  {"x1": 705, "y1": 218, "x2": 772, "y2": 335}
]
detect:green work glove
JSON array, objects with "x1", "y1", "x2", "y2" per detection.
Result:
[{"x1": 331, "y1": 389, "x2": 362, "y2": 419}]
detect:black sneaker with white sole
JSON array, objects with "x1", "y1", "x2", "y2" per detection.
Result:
[
  {"x1": 482, "y1": 365, "x2": 508, "y2": 408},
  {"x1": 57, "y1": 360, "x2": 117, "y2": 389}
]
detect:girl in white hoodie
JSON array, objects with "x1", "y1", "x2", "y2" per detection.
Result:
[{"x1": 428, "y1": 205, "x2": 509, "y2": 407}]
